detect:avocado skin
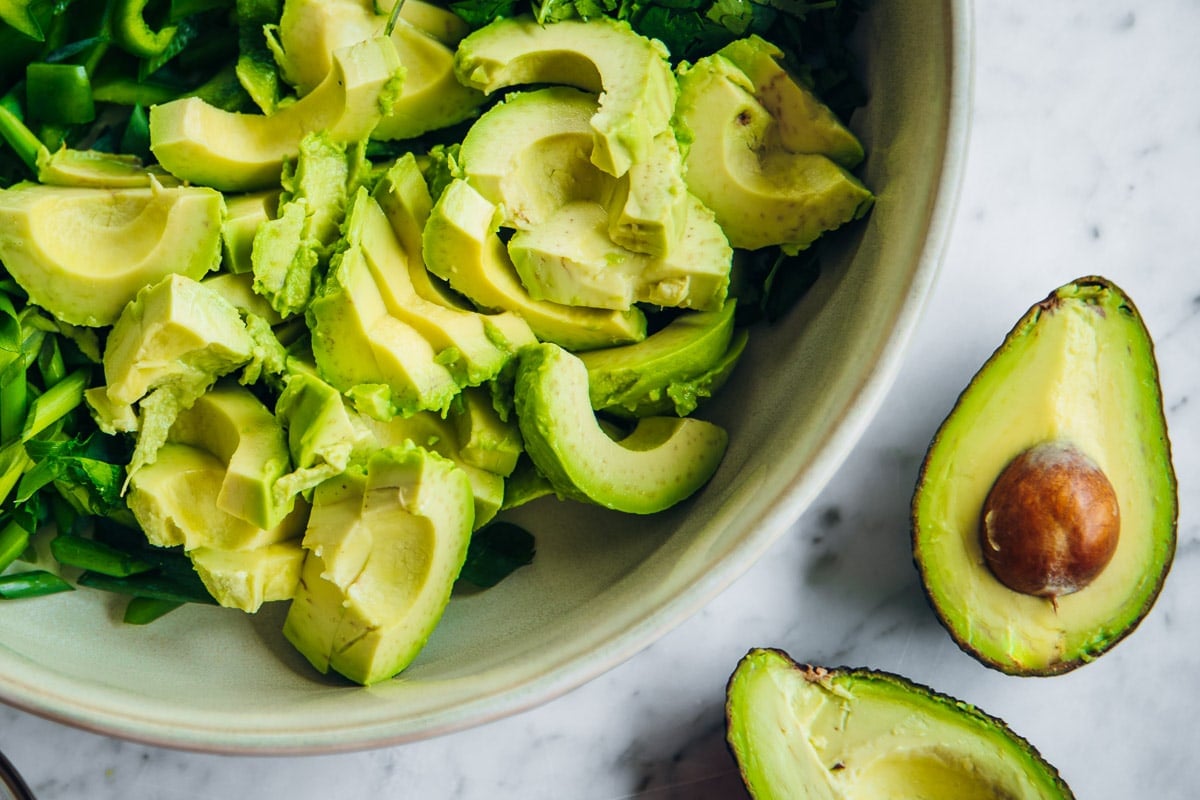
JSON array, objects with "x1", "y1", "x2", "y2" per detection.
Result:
[
  {"x1": 911, "y1": 276, "x2": 1177, "y2": 676},
  {"x1": 726, "y1": 648, "x2": 1076, "y2": 800}
]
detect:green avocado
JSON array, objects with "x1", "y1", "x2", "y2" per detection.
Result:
[
  {"x1": 506, "y1": 193, "x2": 730, "y2": 311},
  {"x1": 221, "y1": 190, "x2": 279, "y2": 275},
  {"x1": 458, "y1": 86, "x2": 614, "y2": 230},
  {"x1": 514, "y1": 342, "x2": 727, "y2": 514},
  {"x1": 580, "y1": 302, "x2": 742, "y2": 417},
  {"x1": 422, "y1": 178, "x2": 647, "y2": 351},
  {"x1": 674, "y1": 52, "x2": 873, "y2": 252},
  {"x1": 450, "y1": 386, "x2": 523, "y2": 477},
  {"x1": 726, "y1": 648, "x2": 1075, "y2": 799},
  {"x1": 149, "y1": 36, "x2": 403, "y2": 192},
  {"x1": 912, "y1": 277, "x2": 1177, "y2": 676},
  {"x1": 126, "y1": 442, "x2": 308, "y2": 553},
  {"x1": 352, "y1": 185, "x2": 536, "y2": 387},
  {"x1": 167, "y1": 382, "x2": 298, "y2": 531},
  {"x1": 273, "y1": 0, "x2": 484, "y2": 141},
  {"x1": 454, "y1": 15, "x2": 676, "y2": 178},
  {"x1": 0, "y1": 181, "x2": 224, "y2": 326},
  {"x1": 717, "y1": 35, "x2": 865, "y2": 168},
  {"x1": 189, "y1": 540, "x2": 306, "y2": 613},
  {"x1": 282, "y1": 442, "x2": 474, "y2": 685},
  {"x1": 606, "y1": 128, "x2": 689, "y2": 257}
]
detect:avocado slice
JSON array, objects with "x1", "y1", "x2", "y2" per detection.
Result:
[
  {"x1": 189, "y1": 540, "x2": 306, "y2": 613},
  {"x1": 0, "y1": 181, "x2": 224, "y2": 327},
  {"x1": 726, "y1": 648, "x2": 1075, "y2": 799},
  {"x1": 149, "y1": 36, "x2": 403, "y2": 192},
  {"x1": 273, "y1": 0, "x2": 484, "y2": 140},
  {"x1": 221, "y1": 190, "x2": 279, "y2": 275},
  {"x1": 506, "y1": 193, "x2": 730, "y2": 312},
  {"x1": 450, "y1": 386, "x2": 523, "y2": 477},
  {"x1": 580, "y1": 302, "x2": 741, "y2": 417},
  {"x1": 422, "y1": 178, "x2": 647, "y2": 351},
  {"x1": 717, "y1": 35, "x2": 865, "y2": 168},
  {"x1": 912, "y1": 277, "x2": 1177, "y2": 675},
  {"x1": 674, "y1": 52, "x2": 873, "y2": 253},
  {"x1": 282, "y1": 443, "x2": 474, "y2": 685},
  {"x1": 454, "y1": 15, "x2": 676, "y2": 178},
  {"x1": 514, "y1": 342, "x2": 727, "y2": 514}
]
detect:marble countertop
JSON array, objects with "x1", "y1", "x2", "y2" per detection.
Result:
[{"x1": 2, "y1": 1, "x2": 1198, "y2": 797}]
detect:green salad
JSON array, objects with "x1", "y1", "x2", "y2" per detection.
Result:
[{"x1": 0, "y1": 0, "x2": 871, "y2": 684}]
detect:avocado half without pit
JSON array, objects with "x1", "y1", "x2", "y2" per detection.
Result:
[
  {"x1": 726, "y1": 648, "x2": 1076, "y2": 800},
  {"x1": 912, "y1": 276, "x2": 1177, "y2": 676}
]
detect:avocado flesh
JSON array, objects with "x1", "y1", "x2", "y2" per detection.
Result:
[
  {"x1": 282, "y1": 444, "x2": 474, "y2": 685},
  {"x1": 507, "y1": 194, "x2": 730, "y2": 312},
  {"x1": 913, "y1": 277, "x2": 1177, "y2": 675},
  {"x1": 454, "y1": 15, "x2": 676, "y2": 178},
  {"x1": 717, "y1": 35, "x2": 865, "y2": 168},
  {"x1": 149, "y1": 36, "x2": 402, "y2": 192},
  {"x1": 580, "y1": 301, "x2": 739, "y2": 416},
  {"x1": 274, "y1": 0, "x2": 483, "y2": 140},
  {"x1": 458, "y1": 86, "x2": 613, "y2": 230},
  {"x1": 514, "y1": 342, "x2": 727, "y2": 514},
  {"x1": 674, "y1": 53, "x2": 873, "y2": 253},
  {"x1": 221, "y1": 190, "x2": 279, "y2": 275},
  {"x1": 189, "y1": 541, "x2": 305, "y2": 613},
  {"x1": 422, "y1": 178, "x2": 647, "y2": 351},
  {"x1": 0, "y1": 181, "x2": 224, "y2": 327},
  {"x1": 726, "y1": 649, "x2": 1074, "y2": 800}
]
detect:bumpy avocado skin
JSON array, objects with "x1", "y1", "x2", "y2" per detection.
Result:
[
  {"x1": 726, "y1": 648, "x2": 1076, "y2": 800},
  {"x1": 911, "y1": 276, "x2": 1177, "y2": 676}
]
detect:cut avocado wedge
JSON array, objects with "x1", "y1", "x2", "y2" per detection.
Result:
[
  {"x1": 514, "y1": 342, "x2": 727, "y2": 514},
  {"x1": 454, "y1": 15, "x2": 676, "y2": 178},
  {"x1": 422, "y1": 178, "x2": 647, "y2": 351},
  {"x1": 282, "y1": 443, "x2": 474, "y2": 685},
  {"x1": 149, "y1": 36, "x2": 403, "y2": 192},
  {"x1": 727, "y1": 648, "x2": 1075, "y2": 799},
  {"x1": 912, "y1": 277, "x2": 1177, "y2": 675},
  {"x1": 674, "y1": 52, "x2": 873, "y2": 253},
  {"x1": 0, "y1": 181, "x2": 223, "y2": 326}
]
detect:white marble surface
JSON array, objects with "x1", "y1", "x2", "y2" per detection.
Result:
[{"x1": 2, "y1": 1, "x2": 1199, "y2": 797}]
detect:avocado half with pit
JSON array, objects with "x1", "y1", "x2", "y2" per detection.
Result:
[
  {"x1": 514, "y1": 342, "x2": 727, "y2": 514},
  {"x1": 912, "y1": 276, "x2": 1177, "y2": 676},
  {"x1": 726, "y1": 648, "x2": 1075, "y2": 799}
]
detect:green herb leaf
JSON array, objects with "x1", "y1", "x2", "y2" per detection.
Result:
[{"x1": 457, "y1": 521, "x2": 535, "y2": 589}]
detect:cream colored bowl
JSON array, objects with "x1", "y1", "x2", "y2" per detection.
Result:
[{"x1": 0, "y1": 0, "x2": 972, "y2": 752}]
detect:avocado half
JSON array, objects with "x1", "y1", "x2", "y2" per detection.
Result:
[
  {"x1": 912, "y1": 276, "x2": 1177, "y2": 676},
  {"x1": 726, "y1": 648, "x2": 1075, "y2": 799}
]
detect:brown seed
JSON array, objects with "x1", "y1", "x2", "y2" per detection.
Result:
[{"x1": 979, "y1": 441, "x2": 1120, "y2": 599}]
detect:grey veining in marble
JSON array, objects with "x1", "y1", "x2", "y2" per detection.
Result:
[{"x1": 2, "y1": 1, "x2": 1199, "y2": 798}]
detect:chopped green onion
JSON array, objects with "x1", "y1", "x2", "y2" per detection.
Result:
[
  {"x1": 77, "y1": 570, "x2": 217, "y2": 605},
  {"x1": 123, "y1": 596, "x2": 183, "y2": 624},
  {"x1": 50, "y1": 533, "x2": 155, "y2": 577},
  {"x1": 0, "y1": 569, "x2": 73, "y2": 599},
  {"x1": 0, "y1": 520, "x2": 30, "y2": 572},
  {"x1": 21, "y1": 367, "x2": 87, "y2": 442}
]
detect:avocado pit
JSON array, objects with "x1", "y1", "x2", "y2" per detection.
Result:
[{"x1": 979, "y1": 441, "x2": 1119, "y2": 599}]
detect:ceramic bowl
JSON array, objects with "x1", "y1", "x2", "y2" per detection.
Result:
[{"x1": 0, "y1": 0, "x2": 972, "y2": 752}]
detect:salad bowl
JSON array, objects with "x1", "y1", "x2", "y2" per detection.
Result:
[{"x1": 0, "y1": 0, "x2": 971, "y2": 752}]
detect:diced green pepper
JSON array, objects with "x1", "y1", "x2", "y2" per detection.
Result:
[{"x1": 26, "y1": 62, "x2": 95, "y2": 124}]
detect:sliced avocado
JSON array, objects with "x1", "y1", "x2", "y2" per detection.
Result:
[
  {"x1": 36, "y1": 146, "x2": 181, "y2": 188},
  {"x1": 168, "y1": 382, "x2": 298, "y2": 531},
  {"x1": 605, "y1": 128, "x2": 689, "y2": 257},
  {"x1": 717, "y1": 35, "x2": 865, "y2": 168},
  {"x1": 507, "y1": 194, "x2": 730, "y2": 311},
  {"x1": 274, "y1": 371, "x2": 376, "y2": 497},
  {"x1": 149, "y1": 36, "x2": 403, "y2": 192},
  {"x1": 726, "y1": 648, "x2": 1075, "y2": 799},
  {"x1": 674, "y1": 53, "x2": 873, "y2": 253},
  {"x1": 103, "y1": 274, "x2": 255, "y2": 406},
  {"x1": 282, "y1": 443, "x2": 474, "y2": 684},
  {"x1": 127, "y1": 442, "x2": 308, "y2": 552},
  {"x1": 352, "y1": 186, "x2": 536, "y2": 386},
  {"x1": 422, "y1": 178, "x2": 647, "y2": 351},
  {"x1": 912, "y1": 277, "x2": 1177, "y2": 675},
  {"x1": 457, "y1": 86, "x2": 614, "y2": 229},
  {"x1": 221, "y1": 190, "x2": 279, "y2": 275},
  {"x1": 307, "y1": 199, "x2": 460, "y2": 417},
  {"x1": 273, "y1": 0, "x2": 483, "y2": 139},
  {"x1": 201, "y1": 272, "x2": 286, "y2": 327},
  {"x1": 371, "y1": 153, "x2": 473, "y2": 311},
  {"x1": 580, "y1": 302, "x2": 739, "y2": 416},
  {"x1": 454, "y1": 15, "x2": 676, "y2": 178},
  {"x1": 189, "y1": 540, "x2": 306, "y2": 613},
  {"x1": 499, "y1": 453, "x2": 556, "y2": 511},
  {"x1": 514, "y1": 342, "x2": 727, "y2": 514},
  {"x1": 450, "y1": 386, "x2": 523, "y2": 477},
  {"x1": 0, "y1": 181, "x2": 224, "y2": 327}
]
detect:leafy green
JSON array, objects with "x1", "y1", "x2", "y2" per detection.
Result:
[{"x1": 457, "y1": 521, "x2": 535, "y2": 589}]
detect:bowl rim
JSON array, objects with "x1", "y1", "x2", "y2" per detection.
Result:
[{"x1": 0, "y1": 0, "x2": 976, "y2": 754}]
